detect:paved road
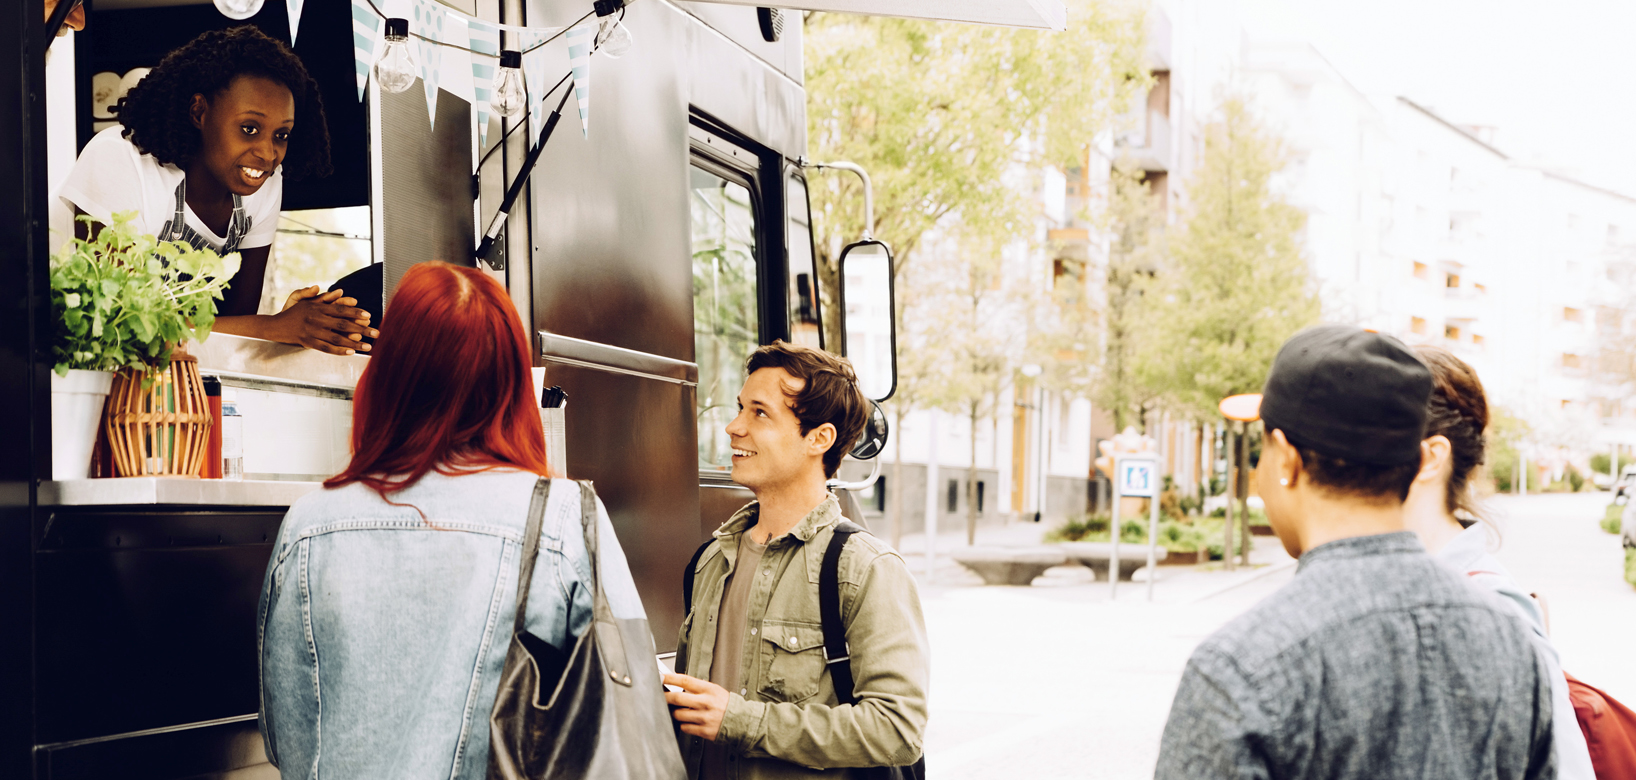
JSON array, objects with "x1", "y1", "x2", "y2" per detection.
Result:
[{"x1": 915, "y1": 492, "x2": 1635, "y2": 779}]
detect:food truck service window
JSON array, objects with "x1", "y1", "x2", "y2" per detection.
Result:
[{"x1": 691, "y1": 151, "x2": 761, "y2": 475}]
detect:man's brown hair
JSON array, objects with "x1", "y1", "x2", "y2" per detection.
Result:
[{"x1": 746, "y1": 341, "x2": 870, "y2": 479}]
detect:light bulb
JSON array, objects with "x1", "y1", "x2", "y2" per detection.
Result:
[
  {"x1": 213, "y1": 0, "x2": 264, "y2": 20},
  {"x1": 595, "y1": 17, "x2": 633, "y2": 58},
  {"x1": 491, "y1": 50, "x2": 527, "y2": 120},
  {"x1": 373, "y1": 18, "x2": 417, "y2": 95}
]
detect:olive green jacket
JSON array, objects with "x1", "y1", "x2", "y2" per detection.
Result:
[{"x1": 676, "y1": 495, "x2": 929, "y2": 778}]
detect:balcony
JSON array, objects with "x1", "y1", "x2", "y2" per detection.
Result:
[{"x1": 1117, "y1": 109, "x2": 1171, "y2": 173}]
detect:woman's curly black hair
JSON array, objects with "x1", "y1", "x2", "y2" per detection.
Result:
[{"x1": 119, "y1": 25, "x2": 332, "y2": 181}]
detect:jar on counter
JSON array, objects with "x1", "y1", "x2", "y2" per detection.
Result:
[{"x1": 221, "y1": 389, "x2": 244, "y2": 481}]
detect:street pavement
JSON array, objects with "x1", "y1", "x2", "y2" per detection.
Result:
[{"x1": 902, "y1": 492, "x2": 1635, "y2": 779}]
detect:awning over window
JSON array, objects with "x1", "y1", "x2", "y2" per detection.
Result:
[{"x1": 685, "y1": 0, "x2": 1068, "y2": 31}]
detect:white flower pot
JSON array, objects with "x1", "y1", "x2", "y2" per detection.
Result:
[{"x1": 51, "y1": 369, "x2": 115, "y2": 480}]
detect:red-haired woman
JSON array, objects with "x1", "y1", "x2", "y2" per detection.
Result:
[
  {"x1": 256, "y1": 262, "x2": 647, "y2": 778},
  {"x1": 1402, "y1": 346, "x2": 1595, "y2": 778}
]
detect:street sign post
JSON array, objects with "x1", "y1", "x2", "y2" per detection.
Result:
[{"x1": 1110, "y1": 455, "x2": 1160, "y2": 600}]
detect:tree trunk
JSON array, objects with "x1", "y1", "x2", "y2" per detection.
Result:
[{"x1": 967, "y1": 402, "x2": 979, "y2": 546}]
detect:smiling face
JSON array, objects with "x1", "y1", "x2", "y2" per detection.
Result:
[
  {"x1": 725, "y1": 367, "x2": 836, "y2": 496},
  {"x1": 189, "y1": 74, "x2": 294, "y2": 196}
]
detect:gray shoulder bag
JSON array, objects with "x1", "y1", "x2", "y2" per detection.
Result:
[{"x1": 488, "y1": 479, "x2": 687, "y2": 780}]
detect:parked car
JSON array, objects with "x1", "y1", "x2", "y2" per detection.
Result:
[
  {"x1": 1624, "y1": 499, "x2": 1636, "y2": 549},
  {"x1": 1612, "y1": 465, "x2": 1636, "y2": 503}
]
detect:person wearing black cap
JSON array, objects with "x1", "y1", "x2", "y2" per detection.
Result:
[{"x1": 1154, "y1": 324, "x2": 1557, "y2": 780}]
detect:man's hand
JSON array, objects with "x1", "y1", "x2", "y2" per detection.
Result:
[
  {"x1": 664, "y1": 673, "x2": 730, "y2": 742},
  {"x1": 267, "y1": 286, "x2": 377, "y2": 355}
]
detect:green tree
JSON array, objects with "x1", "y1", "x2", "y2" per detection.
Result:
[
  {"x1": 803, "y1": 3, "x2": 1147, "y2": 346},
  {"x1": 1139, "y1": 96, "x2": 1319, "y2": 419},
  {"x1": 1089, "y1": 164, "x2": 1167, "y2": 430}
]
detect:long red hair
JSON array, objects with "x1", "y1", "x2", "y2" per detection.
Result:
[{"x1": 325, "y1": 262, "x2": 547, "y2": 499}]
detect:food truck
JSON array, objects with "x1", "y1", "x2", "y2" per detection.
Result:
[{"x1": 1, "y1": 0, "x2": 1064, "y2": 776}]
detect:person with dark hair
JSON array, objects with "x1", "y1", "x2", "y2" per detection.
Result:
[
  {"x1": 664, "y1": 340, "x2": 928, "y2": 779},
  {"x1": 1156, "y1": 324, "x2": 1557, "y2": 780},
  {"x1": 1402, "y1": 345, "x2": 1596, "y2": 778},
  {"x1": 52, "y1": 25, "x2": 376, "y2": 355}
]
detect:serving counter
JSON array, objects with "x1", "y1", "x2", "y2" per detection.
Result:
[{"x1": 31, "y1": 334, "x2": 367, "y2": 778}]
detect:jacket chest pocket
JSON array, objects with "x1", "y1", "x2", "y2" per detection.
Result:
[{"x1": 758, "y1": 620, "x2": 827, "y2": 704}]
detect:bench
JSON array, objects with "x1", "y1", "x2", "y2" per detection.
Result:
[
  {"x1": 948, "y1": 548, "x2": 1069, "y2": 586},
  {"x1": 1056, "y1": 542, "x2": 1167, "y2": 581}
]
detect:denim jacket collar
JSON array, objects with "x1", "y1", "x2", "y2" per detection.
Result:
[{"x1": 712, "y1": 494, "x2": 843, "y2": 574}]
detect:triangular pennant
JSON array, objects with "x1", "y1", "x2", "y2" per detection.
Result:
[
  {"x1": 467, "y1": 19, "x2": 499, "y2": 152},
  {"x1": 566, "y1": 25, "x2": 594, "y2": 138},
  {"x1": 349, "y1": 0, "x2": 382, "y2": 102},
  {"x1": 519, "y1": 29, "x2": 548, "y2": 145},
  {"x1": 412, "y1": 0, "x2": 444, "y2": 128},
  {"x1": 286, "y1": 0, "x2": 305, "y2": 45}
]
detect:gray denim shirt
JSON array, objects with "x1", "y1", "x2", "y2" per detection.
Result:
[{"x1": 1156, "y1": 531, "x2": 1556, "y2": 780}]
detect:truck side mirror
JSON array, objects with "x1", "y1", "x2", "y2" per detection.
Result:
[
  {"x1": 850, "y1": 399, "x2": 889, "y2": 460},
  {"x1": 838, "y1": 239, "x2": 897, "y2": 403}
]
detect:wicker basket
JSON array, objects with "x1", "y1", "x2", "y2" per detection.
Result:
[{"x1": 106, "y1": 354, "x2": 214, "y2": 477}]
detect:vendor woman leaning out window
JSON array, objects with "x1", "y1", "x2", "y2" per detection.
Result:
[{"x1": 51, "y1": 25, "x2": 377, "y2": 355}]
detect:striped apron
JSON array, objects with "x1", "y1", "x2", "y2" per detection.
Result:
[{"x1": 157, "y1": 178, "x2": 250, "y2": 253}]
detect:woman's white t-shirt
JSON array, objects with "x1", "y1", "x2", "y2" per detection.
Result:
[{"x1": 51, "y1": 126, "x2": 283, "y2": 252}]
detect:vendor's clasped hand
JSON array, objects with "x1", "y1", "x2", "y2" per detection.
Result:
[
  {"x1": 274, "y1": 285, "x2": 377, "y2": 355},
  {"x1": 664, "y1": 672, "x2": 729, "y2": 742}
]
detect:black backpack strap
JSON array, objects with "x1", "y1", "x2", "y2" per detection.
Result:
[
  {"x1": 821, "y1": 521, "x2": 867, "y2": 706},
  {"x1": 675, "y1": 538, "x2": 714, "y2": 676}
]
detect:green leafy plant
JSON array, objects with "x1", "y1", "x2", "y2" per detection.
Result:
[
  {"x1": 1603, "y1": 504, "x2": 1623, "y2": 535},
  {"x1": 51, "y1": 212, "x2": 239, "y2": 379},
  {"x1": 1626, "y1": 548, "x2": 1636, "y2": 590}
]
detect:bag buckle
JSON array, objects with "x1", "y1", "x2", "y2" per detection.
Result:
[{"x1": 824, "y1": 645, "x2": 850, "y2": 665}]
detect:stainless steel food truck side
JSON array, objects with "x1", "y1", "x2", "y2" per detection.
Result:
[{"x1": 1, "y1": 1, "x2": 1061, "y2": 777}]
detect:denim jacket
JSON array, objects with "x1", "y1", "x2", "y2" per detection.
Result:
[{"x1": 257, "y1": 471, "x2": 646, "y2": 779}]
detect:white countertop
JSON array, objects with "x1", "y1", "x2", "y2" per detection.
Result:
[{"x1": 40, "y1": 478, "x2": 323, "y2": 507}]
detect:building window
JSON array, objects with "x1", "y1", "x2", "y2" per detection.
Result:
[
  {"x1": 1563, "y1": 353, "x2": 1582, "y2": 369},
  {"x1": 947, "y1": 479, "x2": 959, "y2": 514},
  {"x1": 1473, "y1": 334, "x2": 1486, "y2": 348},
  {"x1": 1445, "y1": 324, "x2": 1461, "y2": 340},
  {"x1": 1411, "y1": 317, "x2": 1428, "y2": 335},
  {"x1": 1445, "y1": 273, "x2": 1461, "y2": 289},
  {"x1": 1413, "y1": 262, "x2": 1429, "y2": 280},
  {"x1": 1474, "y1": 283, "x2": 1487, "y2": 294},
  {"x1": 1564, "y1": 307, "x2": 1583, "y2": 323}
]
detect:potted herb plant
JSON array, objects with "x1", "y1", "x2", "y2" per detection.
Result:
[{"x1": 51, "y1": 212, "x2": 238, "y2": 478}]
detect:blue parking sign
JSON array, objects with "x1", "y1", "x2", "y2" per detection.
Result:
[{"x1": 1119, "y1": 460, "x2": 1155, "y2": 498}]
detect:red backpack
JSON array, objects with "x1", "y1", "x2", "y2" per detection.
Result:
[{"x1": 1566, "y1": 672, "x2": 1636, "y2": 778}]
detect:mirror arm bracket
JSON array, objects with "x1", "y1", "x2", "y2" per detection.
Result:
[
  {"x1": 800, "y1": 158, "x2": 873, "y2": 241},
  {"x1": 827, "y1": 455, "x2": 884, "y2": 493}
]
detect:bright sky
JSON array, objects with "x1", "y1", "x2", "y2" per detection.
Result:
[{"x1": 1235, "y1": 0, "x2": 1636, "y2": 195}]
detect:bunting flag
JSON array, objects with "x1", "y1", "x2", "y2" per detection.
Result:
[
  {"x1": 467, "y1": 19, "x2": 499, "y2": 151},
  {"x1": 412, "y1": 0, "x2": 445, "y2": 128},
  {"x1": 519, "y1": 28, "x2": 549, "y2": 145},
  {"x1": 286, "y1": 0, "x2": 305, "y2": 45},
  {"x1": 349, "y1": 0, "x2": 382, "y2": 101},
  {"x1": 566, "y1": 24, "x2": 594, "y2": 138}
]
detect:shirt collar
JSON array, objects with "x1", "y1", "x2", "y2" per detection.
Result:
[
  {"x1": 714, "y1": 494, "x2": 843, "y2": 548},
  {"x1": 1296, "y1": 530, "x2": 1425, "y2": 572}
]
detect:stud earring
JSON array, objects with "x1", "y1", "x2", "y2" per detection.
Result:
[{"x1": 1280, "y1": 478, "x2": 1289, "y2": 486}]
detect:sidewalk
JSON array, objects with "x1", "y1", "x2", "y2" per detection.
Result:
[{"x1": 889, "y1": 516, "x2": 1297, "y2": 604}]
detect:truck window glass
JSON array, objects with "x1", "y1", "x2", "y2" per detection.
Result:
[
  {"x1": 692, "y1": 165, "x2": 759, "y2": 474},
  {"x1": 786, "y1": 174, "x2": 822, "y2": 349},
  {"x1": 268, "y1": 207, "x2": 373, "y2": 314}
]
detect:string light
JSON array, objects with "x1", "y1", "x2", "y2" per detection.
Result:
[
  {"x1": 213, "y1": 0, "x2": 264, "y2": 21},
  {"x1": 373, "y1": 18, "x2": 417, "y2": 94},
  {"x1": 491, "y1": 50, "x2": 527, "y2": 120},
  {"x1": 595, "y1": 15, "x2": 633, "y2": 58}
]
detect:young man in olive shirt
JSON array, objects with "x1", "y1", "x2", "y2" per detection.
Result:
[{"x1": 664, "y1": 342, "x2": 928, "y2": 779}]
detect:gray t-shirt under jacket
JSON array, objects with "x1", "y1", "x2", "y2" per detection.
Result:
[{"x1": 1156, "y1": 531, "x2": 1557, "y2": 780}]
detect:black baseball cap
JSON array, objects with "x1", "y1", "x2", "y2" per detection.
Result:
[{"x1": 1259, "y1": 325, "x2": 1432, "y2": 466}]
